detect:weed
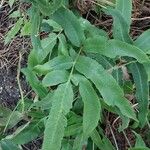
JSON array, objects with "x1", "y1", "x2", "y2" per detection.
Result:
[{"x1": 1, "y1": 0, "x2": 150, "y2": 150}]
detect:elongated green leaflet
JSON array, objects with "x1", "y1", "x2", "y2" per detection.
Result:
[
  {"x1": 104, "y1": 8, "x2": 132, "y2": 43},
  {"x1": 0, "y1": 140, "x2": 21, "y2": 150},
  {"x1": 129, "y1": 63, "x2": 149, "y2": 127},
  {"x1": 11, "y1": 122, "x2": 43, "y2": 145},
  {"x1": 133, "y1": 131, "x2": 146, "y2": 147},
  {"x1": 83, "y1": 37, "x2": 150, "y2": 63},
  {"x1": 22, "y1": 68, "x2": 48, "y2": 98},
  {"x1": 5, "y1": 18, "x2": 23, "y2": 44},
  {"x1": 52, "y1": 7, "x2": 85, "y2": 47},
  {"x1": 34, "y1": 56, "x2": 73, "y2": 74},
  {"x1": 42, "y1": 70, "x2": 70, "y2": 87},
  {"x1": 90, "y1": 130, "x2": 115, "y2": 150},
  {"x1": 79, "y1": 77, "x2": 101, "y2": 137},
  {"x1": 116, "y1": 0, "x2": 132, "y2": 28},
  {"x1": 134, "y1": 29, "x2": 150, "y2": 53},
  {"x1": 42, "y1": 83, "x2": 73, "y2": 150},
  {"x1": 110, "y1": 0, "x2": 132, "y2": 43},
  {"x1": 29, "y1": 0, "x2": 63, "y2": 16},
  {"x1": 75, "y1": 56, "x2": 137, "y2": 120}
]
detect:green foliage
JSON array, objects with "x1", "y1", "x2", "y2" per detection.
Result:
[
  {"x1": 5, "y1": 18, "x2": 23, "y2": 44},
  {"x1": 52, "y1": 7, "x2": 85, "y2": 47},
  {"x1": 42, "y1": 83, "x2": 73, "y2": 150},
  {"x1": 2, "y1": 0, "x2": 150, "y2": 149}
]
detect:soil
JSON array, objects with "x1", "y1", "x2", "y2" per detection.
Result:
[
  {"x1": 0, "y1": 67, "x2": 30, "y2": 108},
  {"x1": 0, "y1": 0, "x2": 150, "y2": 150}
]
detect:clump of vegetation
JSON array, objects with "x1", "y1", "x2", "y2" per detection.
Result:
[{"x1": 0, "y1": 0, "x2": 150, "y2": 150}]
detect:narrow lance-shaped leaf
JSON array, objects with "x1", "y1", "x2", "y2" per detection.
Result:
[
  {"x1": 129, "y1": 63, "x2": 149, "y2": 127},
  {"x1": 75, "y1": 56, "x2": 137, "y2": 120},
  {"x1": 73, "y1": 134, "x2": 85, "y2": 150},
  {"x1": 83, "y1": 37, "x2": 150, "y2": 64},
  {"x1": 87, "y1": 54, "x2": 122, "y2": 84},
  {"x1": 113, "y1": 0, "x2": 132, "y2": 43},
  {"x1": 42, "y1": 82, "x2": 73, "y2": 150},
  {"x1": 134, "y1": 29, "x2": 150, "y2": 81},
  {"x1": 58, "y1": 34, "x2": 69, "y2": 56},
  {"x1": 79, "y1": 18, "x2": 108, "y2": 38},
  {"x1": 61, "y1": 140, "x2": 72, "y2": 150},
  {"x1": 116, "y1": 0, "x2": 132, "y2": 28},
  {"x1": 41, "y1": 33, "x2": 57, "y2": 60},
  {"x1": 5, "y1": 18, "x2": 23, "y2": 44},
  {"x1": 30, "y1": 6, "x2": 42, "y2": 53},
  {"x1": 90, "y1": 129, "x2": 115, "y2": 150},
  {"x1": 0, "y1": 140, "x2": 21, "y2": 150},
  {"x1": 30, "y1": 0, "x2": 63, "y2": 16},
  {"x1": 64, "y1": 123, "x2": 82, "y2": 137},
  {"x1": 34, "y1": 56, "x2": 73, "y2": 74},
  {"x1": 134, "y1": 29, "x2": 150, "y2": 53},
  {"x1": 11, "y1": 121, "x2": 44, "y2": 145},
  {"x1": 52, "y1": 7, "x2": 85, "y2": 47},
  {"x1": 30, "y1": 6, "x2": 55, "y2": 63},
  {"x1": 133, "y1": 131, "x2": 146, "y2": 147},
  {"x1": 72, "y1": 74, "x2": 101, "y2": 137},
  {"x1": 42, "y1": 70, "x2": 70, "y2": 87},
  {"x1": 22, "y1": 68, "x2": 48, "y2": 98},
  {"x1": 104, "y1": 8, "x2": 132, "y2": 43}
]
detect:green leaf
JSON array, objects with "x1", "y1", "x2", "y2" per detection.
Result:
[
  {"x1": 73, "y1": 134, "x2": 85, "y2": 150},
  {"x1": 83, "y1": 37, "x2": 150, "y2": 63},
  {"x1": 114, "y1": 0, "x2": 132, "y2": 43},
  {"x1": 144, "y1": 63, "x2": 150, "y2": 81},
  {"x1": 0, "y1": 105, "x2": 22, "y2": 129},
  {"x1": 8, "y1": 0, "x2": 15, "y2": 7},
  {"x1": 129, "y1": 63, "x2": 149, "y2": 127},
  {"x1": 0, "y1": 139, "x2": 21, "y2": 150},
  {"x1": 83, "y1": 36, "x2": 107, "y2": 53},
  {"x1": 43, "y1": 19, "x2": 62, "y2": 32},
  {"x1": 79, "y1": 18, "x2": 108, "y2": 38},
  {"x1": 42, "y1": 70, "x2": 69, "y2": 87},
  {"x1": 77, "y1": 76, "x2": 101, "y2": 137},
  {"x1": 90, "y1": 129, "x2": 115, "y2": 150},
  {"x1": 30, "y1": 92, "x2": 53, "y2": 110},
  {"x1": 30, "y1": 6, "x2": 44, "y2": 64},
  {"x1": 5, "y1": 18, "x2": 23, "y2": 44},
  {"x1": 64, "y1": 123, "x2": 82, "y2": 136},
  {"x1": 58, "y1": 34, "x2": 69, "y2": 56},
  {"x1": 116, "y1": 0, "x2": 132, "y2": 27},
  {"x1": 87, "y1": 53, "x2": 123, "y2": 84},
  {"x1": 129, "y1": 148, "x2": 150, "y2": 150},
  {"x1": 67, "y1": 112, "x2": 82, "y2": 126},
  {"x1": 22, "y1": 68, "x2": 48, "y2": 98},
  {"x1": 42, "y1": 83, "x2": 73, "y2": 150},
  {"x1": 30, "y1": 0, "x2": 63, "y2": 16},
  {"x1": 133, "y1": 131, "x2": 146, "y2": 147},
  {"x1": 9, "y1": 10, "x2": 20, "y2": 18},
  {"x1": 30, "y1": 6, "x2": 56, "y2": 62},
  {"x1": 27, "y1": 49, "x2": 39, "y2": 68},
  {"x1": 41, "y1": 33, "x2": 57, "y2": 59},
  {"x1": 118, "y1": 114, "x2": 130, "y2": 132},
  {"x1": 21, "y1": 21, "x2": 31, "y2": 36},
  {"x1": 34, "y1": 56, "x2": 73, "y2": 74},
  {"x1": 134, "y1": 29, "x2": 150, "y2": 53},
  {"x1": 52, "y1": 7, "x2": 85, "y2": 47},
  {"x1": 61, "y1": 140, "x2": 72, "y2": 150},
  {"x1": 104, "y1": 8, "x2": 132, "y2": 43},
  {"x1": 11, "y1": 121, "x2": 43, "y2": 145},
  {"x1": 75, "y1": 56, "x2": 137, "y2": 120}
]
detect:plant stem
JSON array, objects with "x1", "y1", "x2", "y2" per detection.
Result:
[
  {"x1": 108, "y1": 123, "x2": 119, "y2": 150},
  {"x1": 17, "y1": 51, "x2": 25, "y2": 113}
]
